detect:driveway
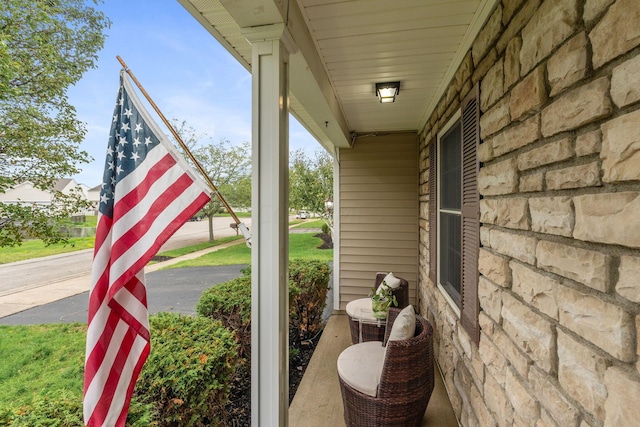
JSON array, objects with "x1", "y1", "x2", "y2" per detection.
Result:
[
  {"x1": 0, "y1": 217, "x2": 250, "y2": 296},
  {"x1": 0, "y1": 264, "x2": 248, "y2": 325}
]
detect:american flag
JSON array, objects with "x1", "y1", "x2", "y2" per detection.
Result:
[{"x1": 83, "y1": 70, "x2": 211, "y2": 426}]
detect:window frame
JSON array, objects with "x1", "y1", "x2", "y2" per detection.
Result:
[{"x1": 436, "y1": 111, "x2": 462, "y2": 315}]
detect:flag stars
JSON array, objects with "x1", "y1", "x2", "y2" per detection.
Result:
[
  {"x1": 100, "y1": 193, "x2": 110, "y2": 204},
  {"x1": 102, "y1": 82, "x2": 164, "y2": 199}
]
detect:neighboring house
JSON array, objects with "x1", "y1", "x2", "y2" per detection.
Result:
[
  {"x1": 0, "y1": 178, "x2": 95, "y2": 215},
  {"x1": 182, "y1": 0, "x2": 640, "y2": 425},
  {"x1": 87, "y1": 184, "x2": 102, "y2": 214},
  {"x1": 76, "y1": 182, "x2": 91, "y2": 201},
  {"x1": 0, "y1": 181, "x2": 54, "y2": 206}
]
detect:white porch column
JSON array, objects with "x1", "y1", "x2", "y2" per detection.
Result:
[{"x1": 246, "y1": 24, "x2": 295, "y2": 427}]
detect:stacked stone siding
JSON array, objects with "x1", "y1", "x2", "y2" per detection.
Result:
[{"x1": 418, "y1": 0, "x2": 640, "y2": 426}]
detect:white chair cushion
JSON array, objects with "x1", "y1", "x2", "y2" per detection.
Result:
[
  {"x1": 388, "y1": 305, "x2": 416, "y2": 342},
  {"x1": 337, "y1": 341, "x2": 385, "y2": 397},
  {"x1": 376, "y1": 272, "x2": 401, "y2": 296}
]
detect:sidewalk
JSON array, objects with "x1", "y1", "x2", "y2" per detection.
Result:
[{"x1": 0, "y1": 238, "x2": 247, "y2": 319}]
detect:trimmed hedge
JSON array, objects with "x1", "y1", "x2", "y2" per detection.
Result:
[
  {"x1": 289, "y1": 259, "x2": 331, "y2": 347},
  {"x1": 196, "y1": 276, "x2": 252, "y2": 360},
  {"x1": 197, "y1": 260, "x2": 331, "y2": 356},
  {"x1": 133, "y1": 313, "x2": 238, "y2": 427}
]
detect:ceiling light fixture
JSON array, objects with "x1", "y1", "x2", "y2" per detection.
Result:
[{"x1": 375, "y1": 81, "x2": 400, "y2": 103}]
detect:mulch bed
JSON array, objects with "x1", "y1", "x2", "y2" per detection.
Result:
[
  {"x1": 315, "y1": 233, "x2": 333, "y2": 249},
  {"x1": 222, "y1": 332, "x2": 321, "y2": 426}
]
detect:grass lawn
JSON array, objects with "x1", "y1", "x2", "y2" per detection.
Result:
[
  {"x1": 0, "y1": 237, "x2": 95, "y2": 265},
  {"x1": 0, "y1": 323, "x2": 86, "y2": 409},
  {"x1": 164, "y1": 232, "x2": 333, "y2": 269},
  {"x1": 60, "y1": 215, "x2": 98, "y2": 228},
  {"x1": 155, "y1": 235, "x2": 243, "y2": 259}
]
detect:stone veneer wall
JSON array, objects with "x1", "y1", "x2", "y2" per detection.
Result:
[{"x1": 417, "y1": 0, "x2": 640, "y2": 426}]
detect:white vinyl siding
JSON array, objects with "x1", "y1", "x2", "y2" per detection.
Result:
[{"x1": 338, "y1": 132, "x2": 419, "y2": 309}]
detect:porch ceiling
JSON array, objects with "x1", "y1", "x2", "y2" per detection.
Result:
[{"x1": 179, "y1": 0, "x2": 497, "y2": 152}]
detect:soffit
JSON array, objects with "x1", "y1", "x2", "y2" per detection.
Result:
[{"x1": 179, "y1": 0, "x2": 497, "y2": 148}]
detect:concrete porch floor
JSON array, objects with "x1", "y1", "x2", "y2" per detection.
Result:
[{"x1": 289, "y1": 312, "x2": 459, "y2": 426}]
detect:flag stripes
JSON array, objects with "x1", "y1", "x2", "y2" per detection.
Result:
[{"x1": 83, "y1": 70, "x2": 211, "y2": 426}]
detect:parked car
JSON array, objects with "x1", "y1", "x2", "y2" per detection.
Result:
[{"x1": 296, "y1": 211, "x2": 309, "y2": 219}]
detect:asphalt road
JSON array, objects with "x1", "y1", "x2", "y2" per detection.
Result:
[
  {"x1": 0, "y1": 217, "x2": 336, "y2": 326},
  {"x1": 0, "y1": 217, "x2": 251, "y2": 296},
  {"x1": 0, "y1": 264, "x2": 248, "y2": 325}
]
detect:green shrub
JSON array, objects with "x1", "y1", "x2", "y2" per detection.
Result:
[
  {"x1": 133, "y1": 313, "x2": 238, "y2": 427},
  {"x1": 3, "y1": 390, "x2": 83, "y2": 427},
  {"x1": 196, "y1": 276, "x2": 251, "y2": 360},
  {"x1": 321, "y1": 222, "x2": 330, "y2": 235},
  {"x1": 288, "y1": 259, "x2": 331, "y2": 346},
  {"x1": 197, "y1": 260, "x2": 331, "y2": 353}
]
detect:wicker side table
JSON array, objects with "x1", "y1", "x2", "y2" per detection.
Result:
[{"x1": 346, "y1": 298, "x2": 386, "y2": 344}]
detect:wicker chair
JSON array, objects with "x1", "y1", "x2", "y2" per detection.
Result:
[
  {"x1": 339, "y1": 307, "x2": 435, "y2": 427},
  {"x1": 347, "y1": 273, "x2": 410, "y2": 344}
]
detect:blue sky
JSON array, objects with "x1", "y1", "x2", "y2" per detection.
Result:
[{"x1": 68, "y1": 0, "x2": 318, "y2": 187}]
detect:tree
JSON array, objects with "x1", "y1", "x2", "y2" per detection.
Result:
[
  {"x1": 170, "y1": 118, "x2": 204, "y2": 155},
  {"x1": 289, "y1": 148, "x2": 333, "y2": 217},
  {"x1": 193, "y1": 140, "x2": 251, "y2": 242},
  {"x1": 170, "y1": 120, "x2": 251, "y2": 242},
  {"x1": 0, "y1": 0, "x2": 110, "y2": 246}
]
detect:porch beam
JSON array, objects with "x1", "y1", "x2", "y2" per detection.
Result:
[
  {"x1": 285, "y1": 0, "x2": 351, "y2": 149},
  {"x1": 209, "y1": 0, "x2": 351, "y2": 149},
  {"x1": 246, "y1": 23, "x2": 294, "y2": 427}
]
